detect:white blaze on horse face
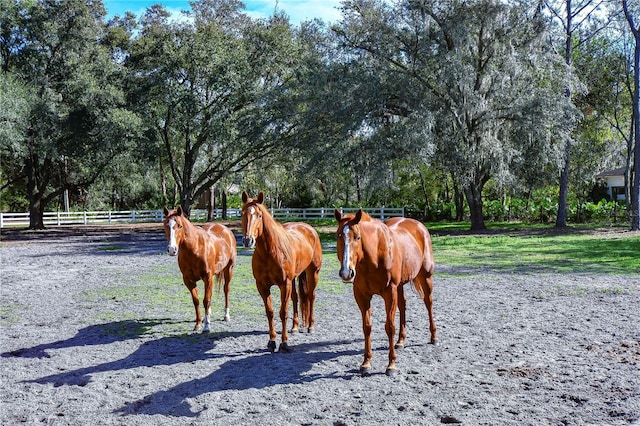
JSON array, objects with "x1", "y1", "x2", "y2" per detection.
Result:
[
  {"x1": 340, "y1": 224, "x2": 355, "y2": 282},
  {"x1": 167, "y1": 219, "x2": 179, "y2": 256}
]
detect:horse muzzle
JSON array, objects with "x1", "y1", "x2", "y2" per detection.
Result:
[
  {"x1": 339, "y1": 266, "x2": 355, "y2": 283},
  {"x1": 167, "y1": 246, "x2": 178, "y2": 256},
  {"x1": 243, "y1": 236, "x2": 255, "y2": 249}
]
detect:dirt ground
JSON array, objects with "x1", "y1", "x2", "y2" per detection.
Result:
[{"x1": 1, "y1": 225, "x2": 639, "y2": 425}]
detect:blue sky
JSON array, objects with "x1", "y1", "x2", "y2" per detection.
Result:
[{"x1": 103, "y1": 0, "x2": 344, "y2": 24}]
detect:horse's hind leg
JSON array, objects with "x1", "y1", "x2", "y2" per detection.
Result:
[
  {"x1": 418, "y1": 273, "x2": 437, "y2": 343},
  {"x1": 184, "y1": 279, "x2": 202, "y2": 332},
  {"x1": 290, "y1": 277, "x2": 300, "y2": 333},
  {"x1": 395, "y1": 284, "x2": 407, "y2": 349}
]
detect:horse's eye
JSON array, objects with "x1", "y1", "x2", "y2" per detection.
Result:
[
  {"x1": 258, "y1": 214, "x2": 262, "y2": 219},
  {"x1": 355, "y1": 235, "x2": 361, "y2": 241}
]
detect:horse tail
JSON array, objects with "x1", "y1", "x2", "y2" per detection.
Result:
[
  {"x1": 213, "y1": 271, "x2": 223, "y2": 293},
  {"x1": 298, "y1": 271, "x2": 308, "y2": 295}
]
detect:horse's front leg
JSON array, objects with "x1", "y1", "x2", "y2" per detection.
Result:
[
  {"x1": 184, "y1": 279, "x2": 202, "y2": 332},
  {"x1": 202, "y1": 274, "x2": 214, "y2": 333},
  {"x1": 278, "y1": 280, "x2": 293, "y2": 353},
  {"x1": 383, "y1": 284, "x2": 399, "y2": 376},
  {"x1": 223, "y1": 266, "x2": 233, "y2": 321},
  {"x1": 290, "y1": 277, "x2": 300, "y2": 333},
  {"x1": 257, "y1": 283, "x2": 276, "y2": 352},
  {"x1": 395, "y1": 284, "x2": 407, "y2": 349},
  {"x1": 354, "y1": 287, "x2": 373, "y2": 375}
]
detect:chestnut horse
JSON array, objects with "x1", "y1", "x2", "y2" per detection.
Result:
[
  {"x1": 241, "y1": 191, "x2": 322, "y2": 353},
  {"x1": 334, "y1": 209, "x2": 437, "y2": 376},
  {"x1": 163, "y1": 206, "x2": 236, "y2": 333}
]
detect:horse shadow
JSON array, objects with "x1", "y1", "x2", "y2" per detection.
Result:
[
  {"x1": 114, "y1": 340, "x2": 361, "y2": 418},
  {"x1": 17, "y1": 326, "x2": 265, "y2": 389},
  {"x1": 1, "y1": 319, "x2": 170, "y2": 359},
  {"x1": 2, "y1": 318, "x2": 260, "y2": 387}
]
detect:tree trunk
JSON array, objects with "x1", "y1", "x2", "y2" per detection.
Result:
[
  {"x1": 221, "y1": 191, "x2": 228, "y2": 220},
  {"x1": 623, "y1": 0, "x2": 639, "y2": 231},
  {"x1": 556, "y1": 0, "x2": 573, "y2": 228},
  {"x1": 631, "y1": 31, "x2": 640, "y2": 230},
  {"x1": 207, "y1": 186, "x2": 215, "y2": 221},
  {"x1": 454, "y1": 184, "x2": 464, "y2": 222},
  {"x1": 464, "y1": 184, "x2": 486, "y2": 231},
  {"x1": 556, "y1": 141, "x2": 571, "y2": 227},
  {"x1": 26, "y1": 155, "x2": 45, "y2": 230}
]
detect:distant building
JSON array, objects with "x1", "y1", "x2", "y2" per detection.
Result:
[{"x1": 595, "y1": 167, "x2": 626, "y2": 201}]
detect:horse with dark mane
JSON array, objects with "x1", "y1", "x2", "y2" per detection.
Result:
[
  {"x1": 163, "y1": 206, "x2": 236, "y2": 333},
  {"x1": 334, "y1": 209, "x2": 437, "y2": 376},
  {"x1": 241, "y1": 191, "x2": 322, "y2": 353}
]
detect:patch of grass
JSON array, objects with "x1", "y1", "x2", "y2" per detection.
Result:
[
  {"x1": 432, "y1": 233, "x2": 640, "y2": 274},
  {"x1": 0, "y1": 301, "x2": 23, "y2": 325},
  {"x1": 98, "y1": 245, "x2": 124, "y2": 251}
]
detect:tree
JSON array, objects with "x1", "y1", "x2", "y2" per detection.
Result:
[
  {"x1": 127, "y1": 0, "x2": 307, "y2": 216},
  {"x1": 542, "y1": 0, "x2": 615, "y2": 227},
  {"x1": 622, "y1": 0, "x2": 640, "y2": 230},
  {"x1": 0, "y1": 0, "x2": 139, "y2": 228},
  {"x1": 334, "y1": 0, "x2": 577, "y2": 230}
]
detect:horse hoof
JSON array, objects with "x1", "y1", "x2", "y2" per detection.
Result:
[
  {"x1": 385, "y1": 368, "x2": 398, "y2": 377},
  {"x1": 359, "y1": 367, "x2": 372, "y2": 377},
  {"x1": 278, "y1": 342, "x2": 291, "y2": 353},
  {"x1": 307, "y1": 327, "x2": 315, "y2": 334},
  {"x1": 223, "y1": 316, "x2": 230, "y2": 322},
  {"x1": 290, "y1": 327, "x2": 299, "y2": 333},
  {"x1": 394, "y1": 343, "x2": 404, "y2": 349},
  {"x1": 429, "y1": 338, "x2": 439, "y2": 346},
  {"x1": 267, "y1": 340, "x2": 276, "y2": 352}
]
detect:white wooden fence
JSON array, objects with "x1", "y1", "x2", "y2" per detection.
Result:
[{"x1": 0, "y1": 207, "x2": 405, "y2": 228}]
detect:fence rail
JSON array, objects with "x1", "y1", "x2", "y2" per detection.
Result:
[{"x1": 0, "y1": 207, "x2": 405, "y2": 228}]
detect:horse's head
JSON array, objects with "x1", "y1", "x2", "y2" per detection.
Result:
[
  {"x1": 163, "y1": 206, "x2": 186, "y2": 256},
  {"x1": 334, "y1": 209, "x2": 366, "y2": 283},
  {"x1": 241, "y1": 191, "x2": 266, "y2": 249}
]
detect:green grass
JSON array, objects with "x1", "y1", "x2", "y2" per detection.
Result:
[
  {"x1": 0, "y1": 301, "x2": 24, "y2": 325},
  {"x1": 432, "y1": 233, "x2": 640, "y2": 274}
]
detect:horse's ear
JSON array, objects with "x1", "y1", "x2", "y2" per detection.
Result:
[
  {"x1": 334, "y1": 209, "x2": 342, "y2": 221},
  {"x1": 163, "y1": 206, "x2": 169, "y2": 217},
  {"x1": 257, "y1": 191, "x2": 265, "y2": 204},
  {"x1": 177, "y1": 206, "x2": 183, "y2": 216},
  {"x1": 354, "y1": 209, "x2": 363, "y2": 224},
  {"x1": 242, "y1": 191, "x2": 249, "y2": 204}
]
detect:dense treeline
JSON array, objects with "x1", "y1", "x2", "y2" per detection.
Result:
[{"x1": 1, "y1": 0, "x2": 638, "y2": 230}]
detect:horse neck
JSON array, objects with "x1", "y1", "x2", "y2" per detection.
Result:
[
  {"x1": 255, "y1": 207, "x2": 292, "y2": 262},
  {"x1": 360, "y1": 221, "x2": 392, "y2": 267},
  {"x1": 178, "y1": 217, "x2": 201, "y2": 252}
]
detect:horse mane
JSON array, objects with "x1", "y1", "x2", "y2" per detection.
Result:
[{"x1": 255, "y1": 202, "x2": 295, "y2": 265}]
